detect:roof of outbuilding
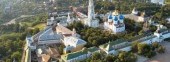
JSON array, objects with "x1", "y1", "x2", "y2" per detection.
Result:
[
  {"x1": 61, "y1": 47, "x2": 99, "y2": 60},
  {"x1": 39, "y1": 28, "x2": 62, "y2": 41},
  {"x1": 99, "y1": 39, "x2": 129, "y2": 51},
  {"x1": 56, "y1": 24, "x2": 73, "y2": 35},
  {"x1": 64, "y1": 36, "x2": 87, "y2": 47}
]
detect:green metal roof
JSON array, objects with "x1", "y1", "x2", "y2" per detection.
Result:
[
  {"x1": 129, "y1": 33, "x2": 152, "y2": 42},
  {"x1": 62, "y1": 50, "x2": 87, "y2": 60},
  {"x1": 99, "y1": 39, "x2": 128, "y2": 51},
  {"x1": 156, "y1": 29, "x2": 169, "y2": 33},
  {"x1": 61, "y1": 47, "x2": 99, "y2": 60},
  {"x1": 138, "y1": 35, "x2": 157, "y2": 42},
  {"x1": 110, "y1": 39, "x2": 127, "y2": 45},
  {"x1": 87, "y1": 47, "x2": 99, "y2": 52}
]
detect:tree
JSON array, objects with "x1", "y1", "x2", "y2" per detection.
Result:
[
  {"x1": 11, "y1": 51, "x2": 22, "y2": 62},
  {"x1": 105, "y1": 55, "x2": 116, "y2": 62},
  {"x1": 137, "y1": 43, "x2": 149, "y2": 54},
  {"x1": 58, "y1": 44, "x2": 65, "y2": 55},
  {"x1": 118, "y1": 52, "x2": 137, "y2": 62},
  {"x1": 152, "y1": 42, "x2": 159, "y2": 49},
  {"x1": 138, "y1": 30, "x2": 144, "y2": 35},
  {"x1": 137, "y1": 43, "x2": 157, "y2": 58},
  {"x1": 124, "y1": 18, "x2": 143, "y2": 34},
  {"x1": 5, "y1": 59, "x2": 11, "y2": 62},
  {"x1": 118, "y1": 52, "x2": 126, "y2": 62},
  {"x1": 150, "y1": 25, "x2": 157, "y2": 32},
  {"x1": 92, "y1": 53, "x2": 102, "y2": 60},
  {"x1": 33, "y1": 28, "x2": 40, "y2": 35},
  {"x1": 145, "y1": 50, "x2": 156, "y2": 58},
  {"x1": 157, "y1": 46, "x2": 165, "y2": 53},
  {"x1": 85, "y1": 52, "x2": 137, "y2": 62},
  {"x1": 95, "y1": 1, "x2": 115, "y2": 14},
  {"x1": 67, "y1": 21, "x2": 85, "y2": 33},
  {"x1": 131, "y1": 41, "x2": 140, "y2": 52},
  {"x1": 154, "y1": 12, "x2": 163, "y2": 20}
]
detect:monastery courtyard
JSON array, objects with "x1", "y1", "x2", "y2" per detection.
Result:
[{"x1": 147, "y1": 41, "x2": 170, "y2": 62}]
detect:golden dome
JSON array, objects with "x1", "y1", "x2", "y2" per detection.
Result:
[
  {"x1": 112, "y1": 10, "x2": 119, "y2": 16},
  {"x1": 141, "y1": 11, "x2": 145, "y2": 17}
]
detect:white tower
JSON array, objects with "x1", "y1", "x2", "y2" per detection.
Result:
[
  {"x1": 88, "y1": 0, "x2": 95, "y2": 26},
  {"x1": 67, "y1": 13, "x2": 71, "y2": 23},
  {"x1": 47, "y1": 17, "x2": 54, "y2": 26},
  {"x1": 72, "y1": 28, "x2": 77, "y2": 37},
  {"x1": 131, "y1": 7, "x2": 138, "y2": 15},
  {"x1": 138, "y1": 11, "x2": 145, "y2": 22}
]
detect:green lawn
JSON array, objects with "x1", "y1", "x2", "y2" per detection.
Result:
[
  {"x1": 20, "y1": 22, "x2": 32, "y2": 27},
  {"x1": 33, "y1": 23, "x2": 46, "y2": 30},
  {"x1": 20, "y1": 22, "x2": 46, "y2": 31},
  {"x1": 165, "y1": 0, "x2": 170, "y2": 4}
]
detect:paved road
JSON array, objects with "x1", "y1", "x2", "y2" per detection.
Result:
[{"x1": 3, "y1": 15, "x2": 34, "y2": 25}]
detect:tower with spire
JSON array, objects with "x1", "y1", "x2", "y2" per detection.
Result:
[
  {"x1": 67, "y1": 13, "x2": 73, "y2": 24},
  {"x1": 131, "y1": 7, "x2": 138, "y2": 15},
  {"x1": 143, "y1": 20, "x2": 150, "y2": 32},
  {"x1": 85, "y1": 0, "x2": 99, "y2": 28},
  {"x1": 72, "y1": 28, "x2": 77, "y2": 37},
  {"x1": 137, "y1": 11, "x2": 145, "y2": 22},
  {"x1": 88, "y1": 0, "x2": 95, "y2": 21},
  {"x1": 47, "y1": 14, "x2": 54, "y2": 26}
]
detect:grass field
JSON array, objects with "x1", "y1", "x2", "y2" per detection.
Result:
[
  {"x1": 20, "y1": 22, "x2": 33, "y2": 27},
  {"x1": 33, "y1": 23, "x2": 46, "y2": 30},
  {"x1": 165, "y1": 0, "x2": 170, "y2": 4}
]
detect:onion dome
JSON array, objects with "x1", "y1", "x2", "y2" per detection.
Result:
[
  {"x1": 119, "y1": 15, "x2": 124, "y2": 20},
  {"x1": 108, "y1": 15, "x2": 113, "y2": 19},
  {"x1": 114, "y1": 16, "x2": 118, "y2": 21}
]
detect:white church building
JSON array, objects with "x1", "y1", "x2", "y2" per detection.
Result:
[{"x1": 104, "y1": 10, "x2": 125, "y2": 34}]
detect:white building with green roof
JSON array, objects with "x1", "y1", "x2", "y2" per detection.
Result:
[
  {"x1": 130, "y1": 25, "x2": 170, "y2": 44},
  {"x1": 99, "y1": 39, "x2": 131, "y2": 55},
  {"x1": 61, "y1": 47, "x2": 99, "y2": 62},
  {"x1": 153, "y1": 25, "x2": 170, "y2": 42}
]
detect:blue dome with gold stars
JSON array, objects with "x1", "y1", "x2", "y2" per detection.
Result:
[{"x1": 119, "y1": 15, "x2": 124, "y2": 20}]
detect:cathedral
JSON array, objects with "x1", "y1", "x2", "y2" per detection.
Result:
[{"x1": 104, "y1": 10, "x2": 125, "y2": 34}]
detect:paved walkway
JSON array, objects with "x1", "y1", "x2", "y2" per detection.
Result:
[{"x1": 136, "y1": 54, "x2": 148, "y2": 62}]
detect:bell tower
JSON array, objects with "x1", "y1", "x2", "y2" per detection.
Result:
[{"x1": 88, "y1": 0, "x2": 95, "y2": 26}]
